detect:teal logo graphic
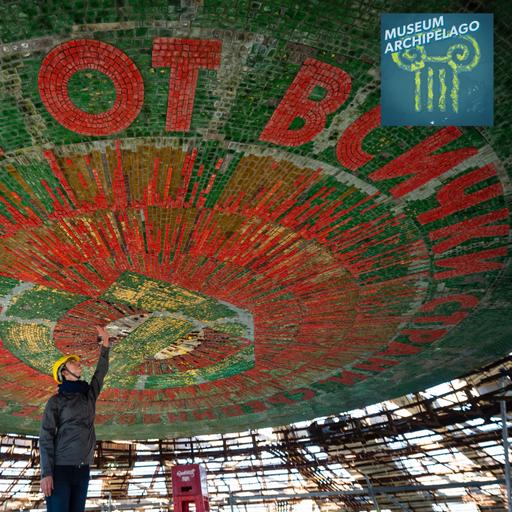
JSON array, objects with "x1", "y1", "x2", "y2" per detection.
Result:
[{"x1": 381, "y1": 14, "x2": 493, "y2": 126}]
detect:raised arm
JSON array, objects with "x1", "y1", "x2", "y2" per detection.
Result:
[{"x1": 89, "y1": 325, "x2": 110, "y2": 401}]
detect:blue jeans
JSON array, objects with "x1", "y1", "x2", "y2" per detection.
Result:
[{"x1": 46, "y1": 465, "x2": 90, "y2": 512}]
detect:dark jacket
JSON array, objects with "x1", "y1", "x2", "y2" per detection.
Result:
[{"x1": 39, "y1": 346, "x2": 109, "y2": 477}]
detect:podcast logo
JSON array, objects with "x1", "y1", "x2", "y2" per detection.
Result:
[{"x1": 381, "y1": 13, "x2": 493, "y2": 126}]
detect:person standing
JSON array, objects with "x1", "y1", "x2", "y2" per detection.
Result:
[{"x1": 39, "y1": 326, "x2": 110, "y2": 512}]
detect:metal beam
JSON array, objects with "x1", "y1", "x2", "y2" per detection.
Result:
[
  {"x1": 227, "y1": 478, "x2": 506, "y2": 502},
  {"x1": 501, "y1": 368, "x2": 512, "y2": 512}
]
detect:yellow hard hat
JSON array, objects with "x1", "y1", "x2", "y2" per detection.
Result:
[{"x1": 52, "y1": 354, "x2": 80, "y2": 384}]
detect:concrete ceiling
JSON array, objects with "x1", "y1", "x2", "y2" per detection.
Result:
[{"x1": 0, "y1": 0, "x2": 511, "y2": 439}]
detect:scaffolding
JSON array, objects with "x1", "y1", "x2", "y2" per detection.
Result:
[{"x1": 1, "y1": 355, "x2": 511, "y2": 511}]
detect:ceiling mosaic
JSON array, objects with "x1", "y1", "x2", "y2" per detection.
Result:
[{"x1": 0, "y1": 0, "x2": 511, "y2": 438}]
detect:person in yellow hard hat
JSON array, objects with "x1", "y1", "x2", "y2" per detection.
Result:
[
  {"x1": 52, "y1": 354, "x2": 81, "y2": 385},
  {"x1": 39, "y1": 325, "x2": 110, "y2": 512}
]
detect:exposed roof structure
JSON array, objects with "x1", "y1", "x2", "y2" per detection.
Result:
[
  {"x1": 0, "y1": 0, "x2": 511, "y2": 442},
  {"x1": 2, "y1": 354, "x2": 512, "y2": 511}
]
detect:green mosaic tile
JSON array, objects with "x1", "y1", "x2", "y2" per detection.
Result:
[{"x1": 0, "y1": 0, "x2": 510, "y2": 438}]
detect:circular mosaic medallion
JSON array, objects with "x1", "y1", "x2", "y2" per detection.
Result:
[{"x1": 0, "y1": 2, "x2": 511, "y2": 438}]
